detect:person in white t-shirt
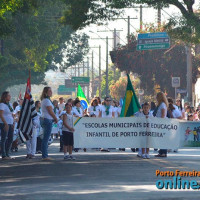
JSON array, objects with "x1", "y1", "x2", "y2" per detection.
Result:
[
  {"x1": 135, "y1": 102, "x2": 153, "y2": 159},
  {"x1": 112, "y1": 100, "x2": 121, "y2": 118},
  {"x1": 100, "y1": 97, "x2": 114, "y2": 118},
  {"x1": 88, "y1": 98, "x2": 101, "y2": 117},
  {"x1": 154, "y1": 92, "x2": 168, "y2": 158},
  {"x1": 176, "y1": 99, "x2": 185, "y2": 119},
  {"x1": 73, "y1": 99, "x2": 83, "y2": 117},
  {"x1": 40, "y1": 87, "x2": 58, "y2": 161},
  {"x1": 58, "y1": 97, "x2": 65, "y2": 112},
  {"x1": 99, "y1": 97, "x2": 114, "y2": 152},
  {"x1": 0, "y1": 91, "x2": 14, "y2": 160}
]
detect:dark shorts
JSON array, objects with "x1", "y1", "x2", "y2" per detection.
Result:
[{"x1": 62, "y1": 131, "x2": 74, "y2": 146}]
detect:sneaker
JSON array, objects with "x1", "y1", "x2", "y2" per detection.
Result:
[
  {"x1": 137, "y1": 154, "x2": 142, "y2": 158},
  {"x1": 42, "y1": 157, "x2": 54, "y2": 161},
  {"x1": 64, "y1": 155, "x2": 71, "y2": 160},
  {"x1": 146, "y1": 154, "x2": 150, "y2": 159},
  {"x1": 2, "y1": 157, "x2": 10, "y2": 160},
  {"x1": 37, "y1": 151, "x2": 42, "y2": 154},
  {"x1": 70, "y1": 155, "x2": 76, "y2": 160},
  {"x1": 142, "y1": 154, "x2": 146, "y2": 159}
]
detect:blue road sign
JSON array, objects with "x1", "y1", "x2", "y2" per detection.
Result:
[{"x1": 138, "y1": 32, "x2": 168, "y2": 39}]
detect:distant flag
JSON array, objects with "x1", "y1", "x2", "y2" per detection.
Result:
[
  {"x1": 77, "y1": 84, "x2": 89, "y2": 109},
  {"x1": 18, "y1": 89, "x2": 22, "y2": 101},
  {"x1": 120, "y1": 74, "x2": 141, "y2": 117},
  {"x1": 17, "y1": 72, "x2": 37, "y2": 143}
]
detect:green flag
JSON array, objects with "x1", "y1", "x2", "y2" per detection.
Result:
[
  {"x1": 120, "y1": 74, "x2": 141, "y2": 117},
  {"x1": 77, "y1": 84, "x2": 89, "y2": 109}
]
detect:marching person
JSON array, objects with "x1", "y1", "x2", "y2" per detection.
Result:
[
  {"x1": 99, "y1": 97, "x2": 114, "y2": 152},
  {"x1": 88, "y1": 98, "x2": 101, "y2": 117},
  {"x1": 154, "y1": 92, "x2": 168, "y2": 158},
  {"x1": 58, "y1": 97, "x2": 65, "y2": 112},
  {"x1": 62, "y1": 103, "x2": 76, "y2": 160},
  {"x1": 0, "y1": 91, "x2": 14, "y2": 160},
  {"x1": 40, "y1": 87, "x2": 58, "y2": 161},
  {"x1": 135, "y1": 102, "x2": 153, "y2": 159},
  {"x1": 73, "y1": 99, "x2": 83, "y2": 117}
]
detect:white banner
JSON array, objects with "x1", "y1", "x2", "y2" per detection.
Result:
[{"x1": 74, "y1": 117, "x2": 180, "y2": 149}]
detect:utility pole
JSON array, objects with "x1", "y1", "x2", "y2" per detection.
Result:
[
  {"x1": 78, "y1": 64, "x2": 80, "y2": 76},
  {"x1": 186, "y1": 46, "x2": 193, "y2": 105},
  {"x1": 91, "y1": 51, "x2": 94, "y2": 98},
  {"x1": 83, "y1": 61, "x2": 85, "y2": 76},
  {"x1": 158, "y1": 5, "x2": 161, "y2": 26},
  {"x1": 87, "y1": 57, "x2": 90, "y2": 100},
  {"x1": 140, "y1": 5, "x2": 143, "y2": 30},
  {"x1": 74, "y1": 65, "x2": 77, "y2": 77},
  {"x1": 106, "y1": 36, "x2": 109, "y2": 97},
  {"x1": 128, "y1": 16, "x2": 130, "y2": 49},
  {"x1": 99, "y1": 45, "x2": 101, "y2": 98},
  {"x1": 113, "y1": 28, "x2": 117, "y2": 81}
]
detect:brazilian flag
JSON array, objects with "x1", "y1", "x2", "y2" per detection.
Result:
[
  {"x1": 77, "y1": 84, "x2": 89, "y2": 110},
  {"x1": 120, "y1": 74, "x2": 141, "y2": 117}
]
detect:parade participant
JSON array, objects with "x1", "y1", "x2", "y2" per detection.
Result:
[
  {"x1": 99, "y1": 97, "x2": 114, "y2": 152},
  {"x1": 35, "y1": 101, "x2": 42, "y2": 154},
  {"x1": 62, "y1": 103, "x2": 75, "y2": 160},
  {"x1": 0, "y1": 91, "x2": 14, "y2": 160},
  {"x1": 13, "y1": 99, "x2": 23, "y2": 115},
  {"x1": 88, "y1": 98, "x2": 101, "y2": 117},
  {"x1": 58, "y1": 97, "x2": 65, "y2": 112},
  {"x1": 167, "y1": 98, "x2": 182, "y2": 119},
  {"x1": 51, "y1": 100, "x2": 59, "y2": 139},
  {"x1": 73, "y1": 99, "x2": 83, "y2": 117},
  {"x1": 135, "y1": 102, "x2": 153, "y2": 159},
  {"x1": 176, "y1": 99, "x2": 185, "y2": 119},
  {"x1": 154, "y1": 92, "x2": 168, "y2": 158},
  {"x1": 40, "y1": 87, "x2": 58, "y2": 161},
  {"x1": 112, "y1": 100, "x2": 121, "y2": 118}
]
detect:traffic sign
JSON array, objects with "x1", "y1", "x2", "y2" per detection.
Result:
[
  {"x1": 58, "y1": 85, "x2": 75, "y2": 95},
  {"x1": 138, "y1": 38, "x2": 170, "y2": 45},
  {"x1": 71, "y1": 77, "x2": 90, "y2": 84},
  {"x1": 137, "y1": 43, "x2": 170, "y2": 51},
  {"x1": 138, "y1": 32, "x2": 168, "y2": 39},
  {"x1": 172, "y1": 77, "x2": 180, "y2": 88},
  {"x1": 177, "y1": 89, "x2": 187, "y2": 94},
  {"x1": 137, "y1": 32, "x2": 170, "y2": 51}
]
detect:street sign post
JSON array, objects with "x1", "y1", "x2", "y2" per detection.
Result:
[
  {"x1": 172, "y1": 77, "x2": 180, "y2": 100},
  {"x1": 137, "y1": 32, "x2": 170, "y2": 51},
  {"x1": 65, "y1": 79, "x2": 74, "y2": 88}
]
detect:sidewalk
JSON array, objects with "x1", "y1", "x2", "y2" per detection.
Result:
[{"x1": 0, "y1": 141, "x2": 200, "y2": 200}]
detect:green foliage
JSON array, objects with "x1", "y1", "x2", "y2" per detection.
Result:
[
  {"x1": 0, "y1": 0, "x2": 89, "y2": 92},
  {"x1": 100, "y1": 66, "x2": 121, "y2": 98}
]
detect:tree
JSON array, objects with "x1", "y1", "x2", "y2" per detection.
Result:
[
  {"x1": 0, "y1": 0, "x2": 89, "y2": 93},
  {"x1": 109, "y1": 74, "x2": 140, "y2": 101},
  {"x1": 99, "y1": 65, "x2": 121, "y2": 98},
  {"x1": 114, "y1": 32, "x2": 199, "y2": 97},
  {"x1": 62, "y1": 0, "x2": 200, "y2": 44}
]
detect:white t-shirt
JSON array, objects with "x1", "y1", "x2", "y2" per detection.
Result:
[
  {"x1": 13, "y1": 105, "x2": 22, "y2": 114},
  {"x1": 135, "y1": 111, "x2": 153, "y2": 117},
  {"x1": 41, "y1": 98, "x2": 54, "y2": 120},
  {"x1": 172, "y1": 108, "x2": 182, "y2": 119},
  {"x1": 156, "y1": 102, "x2": 167, "y2": 118},
  {"x1": 73, "y1": 106, "x2": 83, "y2": 117},
  {"x1": 58, "y1": 103, "x2": 65, "y2": 112},
  {"x1": 112, "y1": 107, "x2": 120, "y2": 118},
  {"x1": 101, "y1": 105, "x2": 114, "y2": 118},
  {"x1": 62, "y1": 113, "x2": 73, "y2": 132},
  {"x1": 88, "y1": 105, "x2": 101, "y2": 117},
  {"x1": 0, "y1": 103, "x2": 14, "y2": 124}
]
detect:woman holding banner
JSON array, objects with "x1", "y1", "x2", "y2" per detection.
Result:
[
  {"x1": 154, "y1": 92, "x2": 168, "y2": 158},
  {"x1": 40, "y1": 87, "x2": 58, "y2": 161}
]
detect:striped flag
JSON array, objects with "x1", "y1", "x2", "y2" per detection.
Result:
[{"x1": 17, "y1": 74, "x2": 37, "y2": 143}]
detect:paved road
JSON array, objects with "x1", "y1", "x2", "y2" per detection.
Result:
[{"x1": 0, "y1": 141, "x2": 200, "y2": 200}]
